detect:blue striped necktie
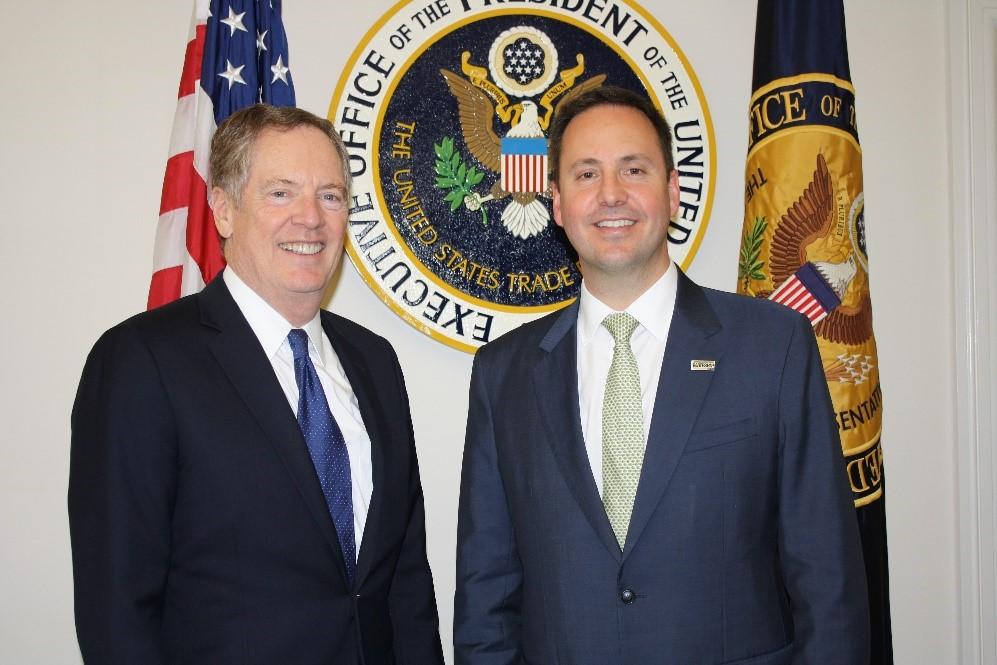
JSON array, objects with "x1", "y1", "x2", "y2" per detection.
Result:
[{"x1": 287, "y1": 328, "x2": 356, "y2": 586}]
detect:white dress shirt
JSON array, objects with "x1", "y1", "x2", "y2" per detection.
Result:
[
  {"x1": 576, "y1": 265, "x2": 678, "y2": 496},
  {"x1": 224, "y1": 268, "x2": 373, "y2": 556}
]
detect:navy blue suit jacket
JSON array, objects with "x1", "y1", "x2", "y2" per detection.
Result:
[
  {"x1": 454, "y1": 271, "x2": 868, "y2": 665},
  {"x1": 69, "y1": 276, "x2": 443, "y2": 665}
]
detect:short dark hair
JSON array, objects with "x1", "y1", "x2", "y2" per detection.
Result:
[
  {"x1": 209, "y1": 104, "x2": 350, "y2": 204},
  {"x1": 547, "y1": 85, "x2": 674, "y2": 183}
]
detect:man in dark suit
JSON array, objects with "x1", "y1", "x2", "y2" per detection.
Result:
[
  {"x1": 454, "y1": 86, "x2": 869, "y2": 664},
  {"x1": 69, "y1": 105, "x2": 444, "y2": 665}
]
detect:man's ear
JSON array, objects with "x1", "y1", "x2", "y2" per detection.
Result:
[
  {"x1": 667, "y1": 169, "x2": 680, "y2": 219},
  {"x1": 211, "y1": 186, "x2": 234, "y2": 240},
  {"x1": 551, "y1": 181, "x2": 563, "y2": 228}
]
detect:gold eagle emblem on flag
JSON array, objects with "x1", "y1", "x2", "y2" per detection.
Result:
[{"x1": 767, "y1": 153, "x2": 873, "y2": 347}]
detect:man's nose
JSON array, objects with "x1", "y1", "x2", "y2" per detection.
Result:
[
  {"x1": 598, "y1": 173, "x2": 627, "y2": 207},
  {"x1": 295, "y1": 194, "x2": 323, "y2": 228}
]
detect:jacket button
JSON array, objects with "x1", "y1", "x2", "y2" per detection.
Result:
[{"x1": 620, "y1": 588, "x2": 635, "y2": 604}]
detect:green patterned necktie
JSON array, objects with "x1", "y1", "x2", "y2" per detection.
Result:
[{"x1": 601, "y1": 312, "x2": 645, "y2": 550}]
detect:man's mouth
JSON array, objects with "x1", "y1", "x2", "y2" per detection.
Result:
[
  {"x1": 279, "y1": 242, "x2": 324, "y2": 255},
  {"x1": 595, "y1": 219, "x2": 636, "y2": 229}
]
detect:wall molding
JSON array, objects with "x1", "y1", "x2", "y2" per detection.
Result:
[{"x1": 949, "y1": 1, "x2": 997, "y2": 663}]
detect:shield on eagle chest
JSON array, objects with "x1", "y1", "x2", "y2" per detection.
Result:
[{"x1": 500, "y1": 137, "x2": 548, "y2": 193}]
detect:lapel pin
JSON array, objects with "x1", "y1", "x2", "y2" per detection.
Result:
[{"x1": 690, "y1": 360, "x2": 716, "y2": 371}]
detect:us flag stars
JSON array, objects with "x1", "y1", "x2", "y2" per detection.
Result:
[
  {"x1": 206, "y1": 0, "x2": 294, "y2": 110},
  {"x1": 220, "y1": 7, "x2": 247, "y2": 36},
  {"x1": 219, "y1": 59, "x2": 246, "y2": 89},
  {"x1": 271, "y1": 55, "x2": 290, "y2": 85}
]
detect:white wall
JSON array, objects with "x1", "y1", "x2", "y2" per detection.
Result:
[{"x1": 0, "y1": 1, "x2": 958, "y2": 662}]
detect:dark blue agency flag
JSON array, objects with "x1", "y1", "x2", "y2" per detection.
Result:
[{"x1": 736, "y1": 2, "x2": 892, "y2": 663}]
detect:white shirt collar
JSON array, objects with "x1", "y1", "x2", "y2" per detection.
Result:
[
  {"x1": 577, "y1": 263, "x2": 677, "y2": 346},
  {"x1": 222, "y1": 268, "x2": 327, "y2": 367}
]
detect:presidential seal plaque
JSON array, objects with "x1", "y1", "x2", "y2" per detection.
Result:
[{"x1": 330, "y1": 0, "x2": 715, "y2": 352}]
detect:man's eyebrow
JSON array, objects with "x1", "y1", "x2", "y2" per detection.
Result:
[
  {"x1": 566, "y1": 154, "x2": 653, "y2": 169},
  {"x1": 258, "y1": 178, "x2": 346, "y2": 192},
  {"x1": 567, "y1": 157, "x2": 603, "y2": 169},
  {"x1": 260, "y1": 177, "x2": 298, "y2": 188}
]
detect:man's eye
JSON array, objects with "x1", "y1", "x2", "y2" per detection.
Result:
[
  {"x1": 576, "y1": 171, "x2": 596, "y2": 181},
  {"x1": 624, "y1": 167, "x2": 645, "y2": 176},
  {"x1": 271, "y1": 190, "x2": 288, "y2": 199},
  {"x1": 322, "y1": 192, "x2": 345, "y2": 209}
]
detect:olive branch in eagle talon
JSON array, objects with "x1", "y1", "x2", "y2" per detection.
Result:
[
  {"x1": 433, "y1": 137, "x2": 491, "y2": 225},
  {"x1": 738, "y1": 216, "x2": 768, "y2": 293}
]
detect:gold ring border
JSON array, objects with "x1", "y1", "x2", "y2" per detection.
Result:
[{"x1": 329, "y1": 0, "x2": 717, "y2": 352}]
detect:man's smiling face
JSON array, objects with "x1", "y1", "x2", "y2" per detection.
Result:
[
  {"x1": 213, "y1": 124, "x2": 348, "y2": 322},
  {"x1": 552, "y1": 103, "x2": 679, "y2": 294}
]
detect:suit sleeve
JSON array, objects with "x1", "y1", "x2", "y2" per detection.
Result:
[
  {"x1": 777, "y1": 315, "x2": 870, "y2": 665},
  {"x1": 386, "y1": 349, "x2": 445, "y2": 665},
  {"x1": 68, "y1": 325, "x2": 175, "y2": 664},
  {"x1": 453, "y1": 349, "x2": 523, "y2": 665}
]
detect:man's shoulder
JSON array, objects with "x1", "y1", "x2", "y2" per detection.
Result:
[
  {"x1": 320, "y1": 309, "x2": 387, "y2": 343},
  {"x1": 478, "y1": 304, "x2": 571, "y2": 359},
  {"x1": 695, "y1": 282, "x2": 810, "y2": 334},
  {"x1": 78, "y1": 292, "x2": 214, "y2": 388},
  {"x1": 319, "y1": 309, "x2": 399, "y2": 360},
  {"x1": 94, "y1": 291, "x2": 205, "y2": 349}
]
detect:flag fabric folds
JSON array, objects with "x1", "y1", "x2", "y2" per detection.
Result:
[
  {"x1": 737, "y1": 1, "x2": 892, "y2": 662},
  {"x1": 148, "y1": 0, "x2": 295, "y2": 309}
]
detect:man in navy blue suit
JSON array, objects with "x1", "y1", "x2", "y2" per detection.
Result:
[
  {"x1": 454, "y1": 86, "x2": 869, "y2": 665},
  {"x1": 70, "y1": 105, "x2": 444, "y2": 665}
]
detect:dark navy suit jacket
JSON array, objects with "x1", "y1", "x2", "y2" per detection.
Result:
[
  {"x1": 454, "y1": 271, "x2": 868, "y2": 665},
  {"x1": 69, "y1": 276, "x2": 444, "y2": 665}
]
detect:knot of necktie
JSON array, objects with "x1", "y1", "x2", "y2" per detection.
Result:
[
  {"x1": 287, "y1": 328, "x2": 310, "y2": 362},
  {"x1": 602, "y1": 311, "x2": 640, "y2": 347}
]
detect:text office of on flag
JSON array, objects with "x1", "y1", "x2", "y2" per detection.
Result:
[
  {"x1": 737, "y1": 1, "x2": 893, "y2": 663},
  {"x1": 148, "y1": 0, "x2": 296, "y2": 310}
]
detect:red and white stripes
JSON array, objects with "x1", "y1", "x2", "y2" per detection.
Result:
[
  {"x1": 148, "y1": 0, "x2": 224, "y2": 309},
  {"x1": 501, "y1": 153, "x2": 548, "y2": 194},
  {"x1": 769, "y1": 274, "x2": 829, "y2": 325}
]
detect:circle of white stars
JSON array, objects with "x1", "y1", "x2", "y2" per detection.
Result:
[
  {"x1": 502, "y1": 38, "x2": 545, "y2": 85},
  {"x1": 854, "y1": 209, "x2": 866, "y2": 255}
]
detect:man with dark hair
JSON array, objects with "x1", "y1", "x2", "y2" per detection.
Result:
[
  {"x1": 454, "y1": 86, "x2": 869, "y2": 664},
  {"x1": 70, "y1": 104, "x2": 444, "y2": 665},
  {"x1": 546, "y1": 84, "x2": 676, "y2": 177}
]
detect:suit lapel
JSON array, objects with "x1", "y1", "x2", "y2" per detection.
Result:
[
  {"x1": 533, "y1": 303, "x2": 623, "y2": 562},
  {"x1": 322, "y1": 314, "x2": 386, "y2": 588},
  {"x1": 624, "y1": 271, "x2": 725, "y2": 559},
  {"x1": 198, "y1": 278, "x2": 350, "y2": 585}
]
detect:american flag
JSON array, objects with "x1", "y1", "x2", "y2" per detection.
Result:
[
  {"x1": 500, "y1": 138, "x2": 548, "y2": 194},
  {"x1": 148, "y1": 0, "x2": 295, "y2": 309},
  {"x1": 769, "y1": 262, "x2": 841, "y2": 325}
]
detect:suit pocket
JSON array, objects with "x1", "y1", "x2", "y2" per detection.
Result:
[{"x1": 685, "y1": 417, "x2": 755, "y2": 452}]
